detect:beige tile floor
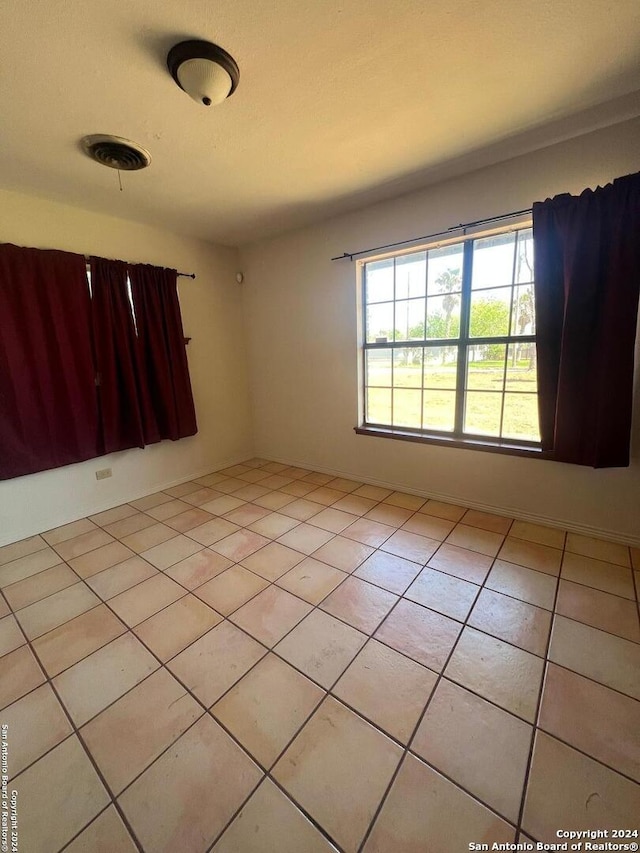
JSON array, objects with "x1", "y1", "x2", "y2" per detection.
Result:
[{"x1": 1, "y1": 459, "x2": 639, "y2": 853}]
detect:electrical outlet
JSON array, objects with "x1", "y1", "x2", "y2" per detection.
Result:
[{"x1": 95, "y1": 468, "x2": 112, "y2": 480}]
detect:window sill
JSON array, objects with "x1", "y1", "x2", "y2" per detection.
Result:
[{"x1": 354, "y1": 426, "x2": 551, "y2": 460}]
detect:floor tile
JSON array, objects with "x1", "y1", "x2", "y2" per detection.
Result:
[
  {"x1": 522, "y1": 732, "x2": 640, "y2": 842},
  {"x1": 354, "y1": 550, "x2": 422, "y2": 594},
  {"x1": 105, "y1": 511, "x2": 156, "y2": 539},
  {"x1": 42, "y1": 517, "x2": 97, "y2": 545},
  {"x1": 134, "y1": 595, "x2": 222, "y2": 661},
  {"x1": 86, "y1": 556, "x2": 157, "y2": 599},
  {"x1": 342, "y1": 517, "x2": 396, "y2": 547},
  {"x1": 168, "y1": 621, "x2": 266, "y2": 706},
  {"x1": 461, "y1": 508, "x2": 513, "y2": 534},
  {"x1": 375, "y1": 599, "x2": 461, "y2": 671},
  {"x1": 561, "y1": 551, "x2": 635, "y2": 599},
  {"x1": 555, "y1": 579, "x2": 640, "y2": 643},
  {"x1": 468, "y1": 588, "x2": 552, "y2": 656},
  {"x1": 321, "y1": 576, "x2": 397, "y2": 633},
  {"x1": 277, "y1": 524, "x2": 334, "y2": 555},
  {"x1": 187, "y1": 517, "x2": 240, "y2": 546},
  {"x1": 539, "y1": 663, "x2": 640, "y2": 782},
  {"x1": 241, "y1": 541, "x2": 306, "y2": 581},
  {"x1": 119, "y1": 715, "x2": 262, "y2": 853},
  {"x1": 248, "y1": 511, "x2": 300, "y2": 538},
  {"x1": 82, "y1": 668, "x2": 203, "y2": 794},
  {"x1": 53, "y1": 528, "x2": 114, "y2": 561},
  {"x1": 165, "y1": 507, "x2": 216, "y2": 532},
  {"x1": 485, "y1": 559, "x2": 557, "y2": 609},
  {"x1": 211, "y1": 529, "x2": 271, "y2": 561},
  {"x1": 3, "y1": 563, "x2": 77, "y2": 610},
  {"x1": 12, "y1": 735, "x2": 109, "y2": 853},
  {"x1": 331, "y1": 494, "x2": 377, "y2": 516},
  {"x1": 212, "y1": 653, "x2": 324, "y2": 768},
  {"x1": 380, "y1": 529, "x2": 439, "y2": 563},
  {"x1": 253, "y1": 491, "x2": 296, "y2": 510},
  {"x1": 326, "y1": 477, "x2": 362, "y2": 493},
  {"x1": 162, "y1": 481, "x2": 202, "y2": 498},
  {"x1": 0, "y1": 534, "x2": 46, "y2": 567},
  {"x1": 305, "y1": 487, "x2": 348, "y2": 506},
  {"x1": 32, "y1": 604, "x2": 126, "y2": 677},
  {"x1": 3, "y1": 682, "x2": 72, "y2": 778},
  {"x1": 233, "y1": 483, "x2": 271, "y2": 501},
  {"x1": 213, "y1": 778, "x2": 336, "y2": 853},
  {"x1": 0, "y1": 614, "x2": 25, "y2": 656},
  {"x1": 364, "y1": 503, "x2": 415, "y2": 528},
  {"x1": 631, "y1": 547, "x2": 640, "y2": 570},
  {"x1": 230, "y1": 585, "x2": 312, "y2": 646},
  {"x1": 384, "y1": 491, "x2": 426, "y2": 511},
  {"x1": 196, "y1": 566, "x2": 268, "y2": 615},
  {"x1": 509, "y1": 520, "x2": 566, "y2": 549},
  {"x1": 401, "y1": 513, "x2": 455, "y2": 540},
  {"x1": 445, "y1": 523, "x2": 504, "y2": 557},
  {"x1": 0, "y1": 547, "x2": 64, "y2": 588},
  {"x1": 548, "y1": 615, "x2": 640, "y2": 700},
  {"x1": 64, "y1": 806, "x2": 138, "y2": 852},
  {"x1": 405, "y1": 567, "x2": 479, "y2": 621},
  {"x1": 145, "y1": 498, "x2": 193, "y2": 521},
  {"x1": 498, "y1": 537, "x2": 562, "y2": 575},
  {"x1": 445, "y1": 626, "x2": 544, "y2": 721},
  {"x1": 353, "y1": 484, "x2": 392, "y2": 501},
  {"x1": 309, "y1": 507, "x2": 359, "y2": 534},
  {"x1": 277, "y1": 557, "x2": 347, "y2": 604},
  {"x1": 109, "y1": 574, "x2": 185, "y2": 626},
  {"x1": 182, "y1": 487, "x2": 222, "y2": 506},
  {"x1": 165, "y1": 549, "x2": 233, "y2": 588},
  {"x1": 0, "y1": 597, "x2": 8, "y2": 618},
  {"x1": 334, "y1": 639, "x2": 437, "y2": 743},
  {"x1": 281, "y1": 481, "x2": 317, "y2": 497},
  {"x1": 273, "y1": 696, "x2": 402, "y2": 853},
  {"x1": 130, "y1": 492, "x2": 174, "y2": 511},
  {"x1": 412, "y1": 678, "x2": 532, "y2": 822},
  {"x1": 312, "y1": 535, "x2": 374, "y2": 572},
  {"x1": 53, "y1": 632, "x2": 159, "y2": 725},
  {"x1": 275, "y1": 610, "x2": 367, "y2": 688},
  {"x1": 428, "y1": 542, "x2": 493, "y2": 584},
  {"x1": 0, "y1": 645, "x2": 45, "y2": 710},
  {"x1": 15, "y1": 582, "x2": 100, "y2": 639},
  {"x1": 418, "y1": 499, "x2": 467, "y2": 521},
  {"x1": 280, "y1": 498, "x2": 326, "y2": 520},
  {"x1": 121, "y1": 523, "x2": 178, "y2": 553},
  {"x1": 223, "y1": 503, "x2": 271, "y2": 527},
  {"x1": 69, "y1": 541, "x2": 135, "y2": 578},
  {"x1": 303, "y1": 472, "x2": 335, "y2": 486},
  {"x1": 363, "y1": 753, "x2": 514, "y2": 852},
  {"x1": 565, "y1": 533, "x2": 630, "y2": 567}
]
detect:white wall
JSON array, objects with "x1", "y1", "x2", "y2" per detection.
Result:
[
  {"x1": 241, "y1": 118, "x2": 640, "y2": 545},
  {"x1": 0, "y1": 189, "x2": 253, "y2": 546}
]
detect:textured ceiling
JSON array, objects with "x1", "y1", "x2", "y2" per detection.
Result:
[{"x1": 2, "y1": 0, "x2": 640, "y2": 245}]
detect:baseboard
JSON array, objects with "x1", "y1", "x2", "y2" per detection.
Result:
[{"x1": 257, "y1": 452, "x2": 640, "y2": 549}]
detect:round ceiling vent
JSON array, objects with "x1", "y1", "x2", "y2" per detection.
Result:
[{"x1": 81, "y1": 135, "x2": 151, "y2": 170}]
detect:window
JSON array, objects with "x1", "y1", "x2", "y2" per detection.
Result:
[{"x1": 361, "y1": 227, "x2": 540, "y2": 449}]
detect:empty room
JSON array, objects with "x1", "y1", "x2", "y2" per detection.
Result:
[{"x1": 0, "y1": 0, "x2": 639, "y2": 851}]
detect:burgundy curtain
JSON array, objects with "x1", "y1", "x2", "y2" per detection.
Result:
[
  {"x1": 128, "y1": 263, "x2": 197, "y2": 441},
  {"x1": 0, "y1": 243, "x2": 99, "y2": 479},
  {"x1": 533, "y1": 172, "x2": 640, "y2": 467}
]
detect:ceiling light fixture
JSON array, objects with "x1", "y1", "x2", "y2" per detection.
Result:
[{"x1": 167, "y1": 39, "x2": 239, "y2": 107}]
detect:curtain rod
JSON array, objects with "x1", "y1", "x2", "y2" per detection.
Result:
[
  {"x1": 84, "y1": 255, "x2": 196, "y2": 279},
  {"x1": 330, "y1": 206, "x2": 532, "y2": 262}
]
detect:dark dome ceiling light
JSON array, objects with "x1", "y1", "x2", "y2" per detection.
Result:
[{"x1": 167, "y1": 39, "x2": 239, "y2": 107}]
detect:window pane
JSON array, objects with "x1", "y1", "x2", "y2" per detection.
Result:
[
  {"x1": 366, "y1": 349, "x2": 392, "y2": 387},
  {"x1": 469, "y1": 290, "x2": 511, "y2": 338},
  {"x1": 426, "y1": 294, "x2": 460, "y2": 339},
  {"x1": 427, "y1": 244, "x2": 464, "y2": 296},
  {"x1": 511, "y1": 284, "x2": 535, "y2": 336},
  {"x1": 366, "y1": 302, "x2": 394, "y2": 342},
  {"x1": 366, "y1": 259, "x2": 394, "y2": 303},
  {"x1": 464, "y1": 391, "x2": 502, "y2": 436},
  {"x1": 396, "y1": 252, "x2": 426, "y2": 299},
  {"x1": 423, "y1": 390, "x2": 456, "y2": 432},
  {"x1": 472, "y1": 232, "x2": 515, "y2": 290},
  {"x1": 424, "y1": 346, "x2": 458, "y2": 390},
  {"x1": 466, "y1": 344, "x2": 506, "y2": 391},
  {"x1": 502, "y1": 393, "x2": 540, "y2": 441},
  {"x1": 393, "y1": 389, "x2": 422, "y2": 429},
  {"x1": 505, "y1": 344, "x2": 537, "y2": 392},
  {"x1": 394, "y1": 298, "x2": 426, "y2": 341},
  {"x1": 393, "y1": 348, "x2": 423, "y2": 387},
  {"x1": 366, "y1": 388, "x2": 391, "y2": 425},
  {"x1": 515, "y1": 229, "x2": 534, "y2": 284}
]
